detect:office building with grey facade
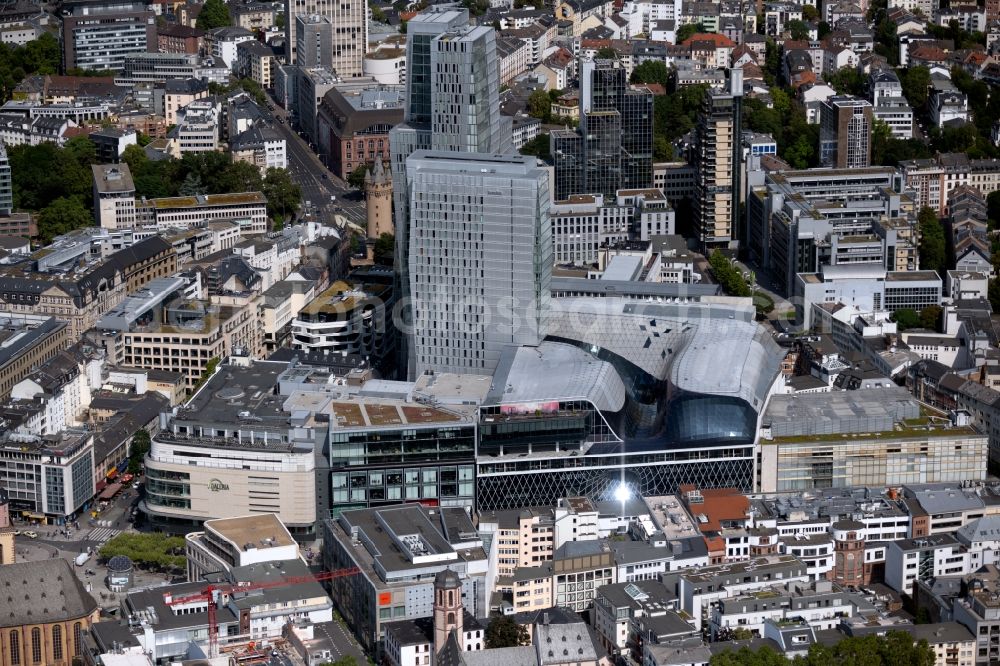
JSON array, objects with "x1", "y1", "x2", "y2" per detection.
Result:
[
  {"x1": 551, "y1": 58, "x2": 653, "y2": 200},
  {"x1": 60, "y1": 0, "x2": 155, "y2": 71},
  {"x1": 322, "y1": 504, "x2": 488, "y2": 654},
  {"x1": 295, "y1": 14, "x2": 334, "y2": 68},
  {"x1": 284, "y1": 0, "x2": 365, "y2": 73},
  {"x1": 820, "y1": 96, "x2": 874, "y2": 169},
  {"x1": 0, "y1": 143, "x2": 11, "y2": 215},
  {"x1": 404, "y1": 151, "x2": 551, "y2": 376},
  {"x1": 389, "y1": 7, "x2": 512, "y2": 378}
]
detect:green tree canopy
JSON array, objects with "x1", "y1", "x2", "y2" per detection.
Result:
[
  {"x1": 98, "y1": 532, "x2": 187, "y2": 570},
  {"x1": 216, "y1": 159, "x2": 263, "y2": 193},
  {"x1": 349, "y1": 164, "x2": 369, "y2": 190},
  {"x1": 596, "y1": 46, "x2": 618, "y2": 58},
  {"x1": 917, "y1": 206, "x2": 947, "y2": 274},
  {"x1": 826, "y1": 67, "x2": 865, "y2": 95},
  {"x1": 179, "y1": 172, "x2": 206, "y2": 196},
  {"x1": 374, "y1": 232, "x2": 394, "y2": 265},
  {"x1": 653, "y1": 84, "x2": 707, "y2": 152},
  {"x1": 676, "y1": 22, "x2": 705, "y2": 43},
  {"x1": 484, "y1": 616, "x2": 530, "y2": 649},
  {"x1": 262, "y1": 167, "x2": 302, "y2": 222},
  {"x1": 710, "y1": 631, "x2": 935, "y2": 665},
  {"x1": 920, "y1": 304, "x2": 943, "y2": 331},
  {"x1": 197, "y1": 0, "x2": 232, "y2": 29},
  {"x1": 709, "y1": 251, "x2": 752, "y2": 297},
  {"x1": 900, "y1": 65, "x2": 931, "y2": 108},
  {"x1": 7, "y1": 142, "x2": 94, "y2": 211},
  {"x1": 786, "y1": 19, "x2": 810, "y2": 41},
  {"x1": 527, "y1": 88, "x2": 552, "y2": 122},
  {"x1": 128, "y1": 429, "x2": 151, "y2": 475},
  {"x1": 0, "y1": 33, "x2": 61, "y2": 103},
  {"x1": 38, "y1": 197, "x2": 92, "y2": 244},
  {"x1": 891, "y1": 308, "x2": 920, "y2": 330},
  {"x1": 520, "y1": 133, "x2": 551, "y2": 160},
  {"x1": 208, "y1": 78, "x2": 267, "y2": 106},
  {"x1": 630, "y1": 60, "x2": 669, "y2": 86},
  {"x1": 990, "y1": 279, "x2": 1000, "y2": 313}
]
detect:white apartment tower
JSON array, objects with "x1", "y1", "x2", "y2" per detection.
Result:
[{"x1": 92, "y1": 163, "x2": 137, "y2": 230}]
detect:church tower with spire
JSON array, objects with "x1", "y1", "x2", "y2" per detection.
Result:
[
  {"x1": 365, "y1": 159, "x2": 393, "y2": 240},
  {"x1": 433, "y1": 568, "x2": 463, "y2": 653}
]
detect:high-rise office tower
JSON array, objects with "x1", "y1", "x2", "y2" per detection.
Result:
[
  {"x1": 551, "y1": 58, "x2": 653, "y2": 200},
  {"x1": 61, "y1": 0, "x2": 155, "y2": 72},
  {"x1": 820, "y1": 96, "x2": 874, "y2": 169},
  {"x1": 294, "y1": 15, "x2": 334, "y2": 68},
  {"x1": 284, "y1": 0, "x2": 365, "y2": 74},
  {"x1": 694, "y1": 72, "x2": 743, "y2": 250},
  {"x1": 0, "y1": 144, "x2": 11, "y2": 216},
  {"x1": 405, "y1": 151, "x2": 551, "y2": 376},
  {"x1": 389, "y1": 7, "x2": 512, "y2": 377}
]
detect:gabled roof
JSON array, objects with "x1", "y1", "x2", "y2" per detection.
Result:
[{"x1": 682, "y1": 32, "x2": 735, "y2": 48}]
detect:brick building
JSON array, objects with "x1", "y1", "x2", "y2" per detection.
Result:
[{"x1": 315, "y1": 81, "x2": 403, "y2": 180}]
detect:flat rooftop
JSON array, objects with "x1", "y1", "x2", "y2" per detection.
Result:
[
  {"x1": 151, "y1": 192, "x2": 266, "y2": 209},
  {"x1": 763, "y1": 387, "x2": 978, "y2": 443},
  {"x1": 168, "y1": 361, "x2": 307, "y2": 448},
  {"x1": 330, "y1": 399, "x2": 470, "y2": 428},
  {"x1": 205, "y1": 514, "x2": 296, "y2": 549},
  {"x1": 299, "y1": 280, "x2": 390, "y2": 316},
  {"x1": 93, "y1": 164, "x2": 135, "y2": 193},
  {"x1": 886, "y1": 270, "x2": 941, "y2": 282}
]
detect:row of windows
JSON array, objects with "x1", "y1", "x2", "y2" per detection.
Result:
[{"x1": 8, "y1": 624, "x2": 80, "y2": 664}]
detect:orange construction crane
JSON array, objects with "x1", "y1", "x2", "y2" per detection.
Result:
[{"x1": 164, "y1": 566, "x2": 360, "y2": 658}]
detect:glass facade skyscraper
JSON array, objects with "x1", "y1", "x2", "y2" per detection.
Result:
[{"x1": 552, "y1": 58, "x2": 653, "y2": 200}]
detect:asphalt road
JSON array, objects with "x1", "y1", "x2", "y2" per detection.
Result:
[
  {"x1": 14, "y1": 488, "x2": 137, "y2": 554},
  {"x1": 262, "y1": 98, "x2": 368, "y2": 226}
]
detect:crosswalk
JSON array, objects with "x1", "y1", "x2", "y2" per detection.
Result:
[{"x1": 85, "y1": 527, "x2": 120, "y2": 543}]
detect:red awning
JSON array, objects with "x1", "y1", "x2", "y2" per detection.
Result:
[
  {"x1": 98, "y1": 482, "x2": 123, "y2": 500},
  {"x1": 95, "y1": 480, "x2": 108, "y2": 493}
]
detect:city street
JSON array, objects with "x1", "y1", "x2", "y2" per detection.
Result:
[
  {"x1": 262, "y1": 98, "x2": 368, "y2": 226},
  {"x1": 11, "y1": 488, "x2": 174, "y2": 612}
]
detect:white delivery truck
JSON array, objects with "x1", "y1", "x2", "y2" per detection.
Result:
[{"x1": 75, "y1": 552, "x2": 91, "y2": 567}]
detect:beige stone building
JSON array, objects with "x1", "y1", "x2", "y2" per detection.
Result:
[
  {"x1": 511, "y1": 563, "x2": 555, "y2": 613},
  {"x1": 0, "y1": 559, "x2": 100, "y2": 666},
  {"x1": 480, "y1": 507, "x2": 556, "y2": 579},
  {"x1": 0, "y1": 236, "x2": 175, "y2": 340},
  {"x1": 0, "y1": 317, "x2": 67, "y2": 401},
  {"x1": 92, "y1": 163, "x2": 137, "y2": 230},
  {"x1": 121, "y1": 298, "x2": 262, "y2": 390},
  {"x1": 365, "y1": 159, "x2": 393, "y2": 240},
  {"x1": 142, "y1": 362, "x2": 318, "y2": 537}
]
